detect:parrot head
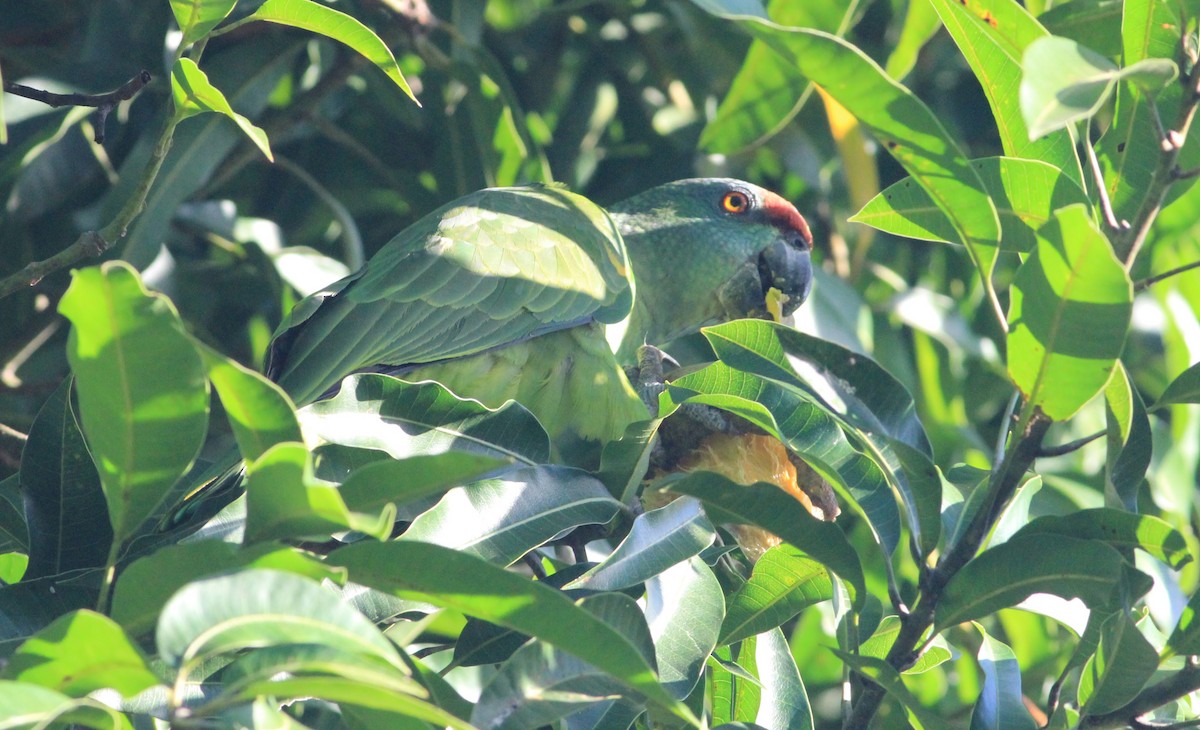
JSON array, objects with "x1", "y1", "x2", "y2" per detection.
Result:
[{"x1": 609, "y1": 178, "x2": 814, "y2": 362}]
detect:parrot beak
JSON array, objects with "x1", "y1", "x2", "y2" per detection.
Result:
[{"x1": 757, "y1": 230, "x2": 813, "y2": 318}]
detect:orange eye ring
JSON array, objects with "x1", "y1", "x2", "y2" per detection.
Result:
[{"x1": 721, "y1": 190, "x2": 751, "y2": 214}]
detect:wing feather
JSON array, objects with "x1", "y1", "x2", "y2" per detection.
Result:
[{"x1": 270, "y1": 185, "x2": 632, "y2": 405}]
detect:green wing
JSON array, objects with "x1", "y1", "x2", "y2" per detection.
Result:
[{"x1": 268, "y1": 185, "x2": 633, "y2": 405}]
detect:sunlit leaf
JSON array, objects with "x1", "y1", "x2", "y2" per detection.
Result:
[
  {"x1": 971, "y1": 625, "x2": 1036, "y2": 730},
  {"x1": 170, "y1": 0, "x2": 237, "y2": 45},
  {"x1": 171, "y1": 58, "x2": 273, "y2": 160},
  {"x1": 720, "y1": 544, "x2": 832, "y2": 646}
]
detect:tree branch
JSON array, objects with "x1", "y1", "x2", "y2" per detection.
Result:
[
  {"x1": 3, "y1": 70, "x2": 152, "y2": 143},
  {"x1": 1136, "y1": 259, "x2": 1200, "y2": 292},
  {"x1": 1080, "y1": 659, "x2": 1200, "y2": 729},
  {"x1": 0, "y1": 232, "x2": 111, "y2": 298}
]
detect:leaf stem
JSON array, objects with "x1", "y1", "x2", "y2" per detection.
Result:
[
  {"x1": 1135, "y1": 259, "x2": 1200, "y2": 291},
  {"x1": 1113, "y1": 70, "x2": 1200, "y2": 267},
  {"x1": 1084, "y1": 119, "x2": 1129, "y2": 232}
]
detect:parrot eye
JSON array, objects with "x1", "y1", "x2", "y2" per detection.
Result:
[{"x1": 721, "y1": 190, "x2": 751, "y2": 214}]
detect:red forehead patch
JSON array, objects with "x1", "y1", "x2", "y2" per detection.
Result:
[{"x1": 760, "y1": 189, "x2": 813, "y2": 249}]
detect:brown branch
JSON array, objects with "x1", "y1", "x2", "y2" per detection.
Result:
[
  {"x1": 0, "y1": 232, "x2": 110, "y2": 299},
  {"x1": 3, "y1": 70, "x2": 153, "y2": 143}
]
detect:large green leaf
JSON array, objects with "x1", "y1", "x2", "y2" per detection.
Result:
[
  {"x1": 1155, "y1": 360, "x2": 1200, "y2": 407},
  {"x1": 885, "y1": 0, "x2": 940, "y2": 81},
  {"x1": 566, "y1": 497, "x2": 716, "y2": 592},
  {"x1": 693, "y1": 0, "x2": 1002, "y2": 297},
  {"x1": 1077, "y1": 611, "x2": 1158, "y2": 716},
  {"x1": 0, "y1": 475, "x2": 26, "y2": 556},
  {"x1": 171, "y1": 58, "x2": 272, "y2": 161},
  {"x1": 157, "y1": 569, "x2": 407, "y2": 672},
  {"x1": 243, "y1": 442, "x2": 394, "y2": 543},
  {"x1": 645, "y1": 557, "x2": 725, "y2": 700},
  {"x1": 667, "y1": 366, "x2": 901, "y2": 559},
  {"x1": 18, "y1": 379, "x2": 109, "y2": 580},
  {"x1": 470, "y1": 593, "x2": 650, "y2": 728},
  {"x1": 337, "y1": 452, "x2": 508, "y2": 511},
  {"x1": 720, "y1": 544, "x2": 832, "y2": 646},
  {"x1": 1007, "y1": 204, "x2": 1133, "y2": 420},
  {"x1": 665, "y1": 471, "x2": 865, "y2": 609},
  {"x1": 247, "y1": 0, "x2": 416, "y2": 102},
  {"x1": 1166, "y1": 588, "x2": 1200, "y2": 657},
  {"x1": 58, "y1": 262, "x2": 209, "y2": 544},
  {"x1": 700, "y1": 320, "x2": 941, "y2": 556},
  {"x1": 2, "y1": 610, "x2": 158, "y2": 698},
  {"x1": 0, "y1": 681, "x2": 133, "y2": 730},
  {"x1": 926, "y1": 0, "x2": 1081, "y2": 182},
  {"x1": 1020, "y1": 35, "x2": 1177, "y2": 139},
  {"x1": 1014, "y1": 508, "x2": 1189, "y2": 570},
  {"x1": 325, "y1": 540, "x2": 698, "y2": 725},
  {"x1": 399, "y1": 465, "x2": 623, "y2": 566},
  {"x1": 1039, "y1": 0, "x2": 1123, "y2": 61},
  {"x1": 751, "y1": 628, "x2": 813, "y2": 730},
  {"x1": 111, "y1": 541, "x2": 343, "y2": 637},
  {"x1": 936, "y1": 534, "x2": 1152, "y2": 628},
  {"x1": 851, "y1": 157, "x2": 1089, "y2": 253},
  {"x1": 700, "y1": 0, "x2": 856, "y2": 153},
  {"x1": 169, "y1": 0, "x2": 236, "y2": 45},
  {"x1": 298, "y1": 374, "x2": 550, "y2": 465}
]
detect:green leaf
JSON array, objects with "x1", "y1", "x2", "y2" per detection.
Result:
[
  {"x1": 1039, "y1": 0, "x2": 1123, "y2": 61},
  {"x1": 169, "y1": 0, "x2": 237, "y2": 45},
  {"x1": 1156, "y1": 360, "x2": 1200, "y2": 407},
  {"x1": 851, "y1": 157, "x2": 1089, "y2": 253},
  {"x1": 326, "y1": 541, "x2": 697, "y2": 725},
  {"x1": 2, "y1": 610, "x2": 158, "y2": 698},
  {"x1": 0, "y1": 681, "x2": 133, "y2": 730},
  {"x1": 566, "y1": 497, "x2": 716, "y2": 592},
  {"x1": 157, "y1": 568, "x2": 407, "y2": 672},
  {"x1": 666, "y1": 471, "x2": 865, "y2": 610},
  {"x1": 971, "y1": 625, "x2": 1036, "y2": 730},
  {"x1": 244, "y1": 442, "x2": 394, "y2": 543},
  {"x1": 298, "y1": 374, "x2": 550, "y2": 465},
  {"x1": 470, "y1": 593, "x2": 650, "y2": 728},
  {"x1": 720, "y1": 544, "x2": 832, "y2": 646},
  {"x1": 171, "y1": 58, "x2": 273, "y2": 161},
  {"x1": 248, "y1": 0, "x2": 417, "y2": 103},
  {"x1": 18, "y1": 378, "x2": 109, "y2": 579},
  {"x1": 197, "y1": 343, "x2": 300, "y2": 462},
  {"x1": 1020, "y1": 36, "x2": 1177, "y2": 139},
  {"x1": 700, "y1": 0, "x2": 855, "y2": 153},
  {"x1": 694, "y1": 0, "x2": 1002, "y2": 293},
  {"x1": 1105, "y1": 363, "x2": 1152, "y2": 510},
  {"x1": 1168, "y1": 587, "x2": 1200, "y2": 657},
  {"x1": 399, "y1": 465, "x2": 624, "y2": 566},
  {"x1": 598, "y1": 418, "x2": 663, "y2": 504},
  {"x1": 700, "y1": 320, "x2": 941, "y2": 556},
  {"x1": 646, "y1": 557, "x2": 725, "y2": 700},
  {"x1": 111, "y1": 541, "x2": 344, "y2": 637},
  {"x1": 926, "y1": 0, "x2": 1082, "y2": 182},
  {"x1": 710, "y1": 639, "x2": 762, "y2": 725},
  {"x1": 58, "y1": 262, "x2": 209, "y2": 544},
  {"x1": 0, "y1": 475, "x2": 27, "y2": 556},
  {"x1": 936, "y1": 534, "x2": 1152, "y2": 628},
  {"x1": 669, "y1": 370, "x2": 900, "y2": 556},
  {"x1": 885, "y1": 0, "x2": 941, "y2": 81},
  {"x1": 1078, "y1": 611, "x2": 1158, "y2": 716},
  {"x1": 751, "y1": 627, "x2": 813, "y2": 730},
  {"x1": 1007, "y1": 204, "x2": 1133, "y2": 420},
  {"x1": 1017, "y1": 508, "x2": 1189, "y2": 569},
  {"x1": 337, "y1": 452, "x2": 508, "y2": 511}
]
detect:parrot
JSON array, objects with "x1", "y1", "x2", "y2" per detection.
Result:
[{"x1": 264, "y1": 178, "x2": 815, "y2": 465}]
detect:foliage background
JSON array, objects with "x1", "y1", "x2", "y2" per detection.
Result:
[{"x1": 1, "y1": 0, "x2": 1200, "y2": 728}]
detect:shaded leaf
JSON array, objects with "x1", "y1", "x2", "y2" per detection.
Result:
[
  {"x1": 1015, "y1": 508, "x2": 1189, "y2": 570},
  {"x1": 937, "y1": 534, "x2": 1152, "y2": 628},
  {"x1": 971, "y1": 625, "x2": 1036, "y2": 730},
  {"x1": 1105, "y1": 363, "x2": 1152, "y2": 510},
  {"x1": 170, "y1": 0, "x2": 237, "y2": 45},
  {"x1": 1156, "y1": 360, "x2": 1200, "y2": 407},
  {"x1": 326, "y1": 541, "x2": 697, "y2": 724},
  {"x1": 666, "y1": 471, "x2": 865, "y2": 609},
  {"x1": 338, "y1": 452, "x2": 508, "y2": 511},
  {"x1": 1078, "y1": 611, "x2": 1158, "y2": 716},
  {"x1": 567, "y1": 497, "x2": 716, "y2": 592},
  {"x1": 835, "y1": 651, "x2": 943, "y2": 729}
]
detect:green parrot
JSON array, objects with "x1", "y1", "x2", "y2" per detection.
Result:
[{"x1": 264, "y1": 178, "x2": 814, "y2": 463}]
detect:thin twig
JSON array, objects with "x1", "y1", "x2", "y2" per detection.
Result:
[
  {"x1": 1136, "y1": 259, "x2": 1200, "y2": 291},
  {"x1": 0, "y1": 422, "x2": 28, "y2": 442},
  {"x1": 0, "y1": 232, "x2": 110, "y2": 299},
  {"x1": 1037, "y1": 429, "x2": 1104, "y2": 457},
  {"x1": 3, "y1": 70, "x2": 152, "y2": 143},
  {"x1": 1085, "y1": 118, "x2": 1129, "y2": 231}
]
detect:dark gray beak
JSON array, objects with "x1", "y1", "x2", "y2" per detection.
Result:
[{"x1": 758, "y1": 233, "x2": 813, "y2": 318}]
